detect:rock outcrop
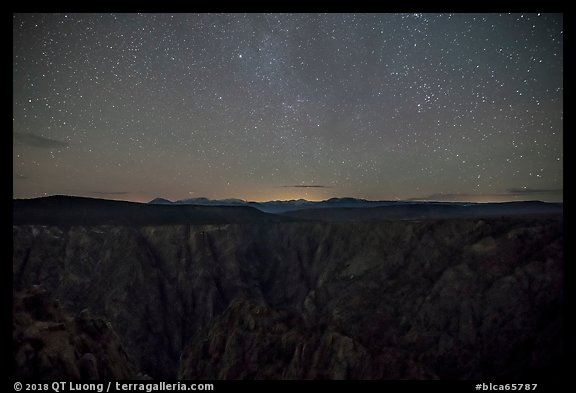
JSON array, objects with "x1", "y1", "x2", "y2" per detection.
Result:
[
  {"x1": 13, "y1": 286, "x2": 143, "y2": 379},
  {"x1": 178, "y1": 297, "x2": 437, "y2": 379},
  {"x1": 13, "y1": 217, "x2": 563, "y2": 379}
]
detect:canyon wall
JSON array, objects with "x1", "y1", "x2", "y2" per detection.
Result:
[{"x1": 13, "y1": 217, "x2": 563, "y2": 379}]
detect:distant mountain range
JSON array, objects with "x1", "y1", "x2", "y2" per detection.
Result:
[
  {"x1": 12, "y1": 195, "x2": 562, "y2": 226},
  {"x1": 149, "y1": 196, "x2": 455, "y2": 213},
  {"x1": 149, "y1": 196, "x2": 563, "y2": 215}
]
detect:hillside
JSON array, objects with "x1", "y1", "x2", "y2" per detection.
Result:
[{"x1": 13, "y1": 195, "x2": 287, "y2": 226}]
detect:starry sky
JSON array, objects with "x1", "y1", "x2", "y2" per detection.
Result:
[{"x1": 13, "y1": 13, "x2": 563, "y2": 203}]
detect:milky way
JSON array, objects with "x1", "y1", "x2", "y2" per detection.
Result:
[{"x1": 13, "y1": 13, "x2": 563, "y2": 202}]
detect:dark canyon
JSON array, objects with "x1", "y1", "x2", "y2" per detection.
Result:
[{"x1": 13, "y1": 197, "x2": 564, "y2": 380}]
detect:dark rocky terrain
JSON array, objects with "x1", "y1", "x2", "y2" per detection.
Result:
[
  {"x1": 12, "y1": 197, "x2": 564, "y2": 379},
  {"x1": 13, "y1": 286, "x2": 143, "y2": 379}
]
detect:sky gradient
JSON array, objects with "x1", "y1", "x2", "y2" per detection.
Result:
[{"x1": 13, "y1": 13, "x2": 563, "y2": 203}]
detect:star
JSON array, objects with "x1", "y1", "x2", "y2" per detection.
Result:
[{"x1": 12, "y1": 13, "x2": 563, "y2": 203}]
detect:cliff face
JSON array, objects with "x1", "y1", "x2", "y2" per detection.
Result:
[
  {"x1": 13, "y1": 218, "x2": 563, "y2": 379},
  {"x1": 178, "y1": 297, "x2": 437, "y2": 379}
]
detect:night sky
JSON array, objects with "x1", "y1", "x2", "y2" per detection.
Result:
[{"x1": 13, "y1": 13, "x2": 563, "y2": 203}]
